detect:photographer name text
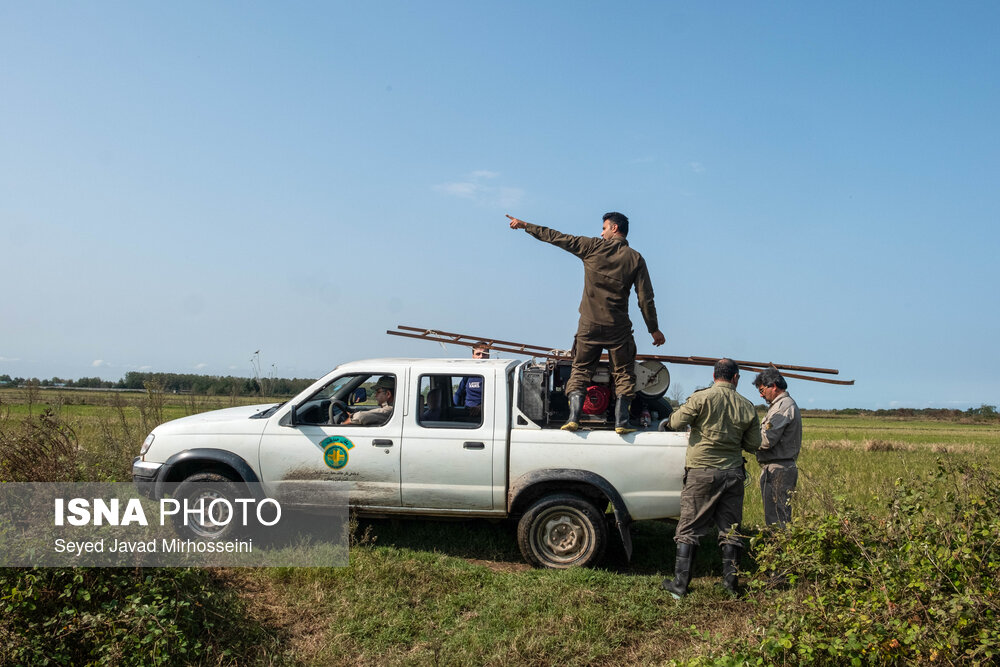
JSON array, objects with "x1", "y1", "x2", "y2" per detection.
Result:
[{"x1": 54, "y1": 537, "x2": 254, "y2": 553}]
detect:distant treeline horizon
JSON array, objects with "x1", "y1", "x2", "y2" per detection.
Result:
[
  {"x1": 1, "y1": 372, "x2": 996, "y2": 419},
  {"x1": 0, "y1": 371, "x2": 316, "y2": 397}
]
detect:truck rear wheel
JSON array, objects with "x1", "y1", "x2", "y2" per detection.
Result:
[{"x1": 517, "y1": 494, "x2": 607, "y2": 569}]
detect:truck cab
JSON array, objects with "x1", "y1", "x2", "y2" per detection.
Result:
[{"x1": 134, "y1": 357, "x2": 688, "y2": 568}]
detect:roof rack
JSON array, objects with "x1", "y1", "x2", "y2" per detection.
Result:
[{"x1": 387, "y1": 324, "x2": 854, "y2": 386}]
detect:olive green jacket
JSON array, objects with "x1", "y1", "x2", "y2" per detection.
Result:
[
  {"x1": 668, "y1": 381, "x2": 762, "y2": 469},
  {"x1": 524, "y1": 223, "x2": 659, "y2": 333}
]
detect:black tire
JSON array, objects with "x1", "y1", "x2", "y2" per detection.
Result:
[
  {"x1": 171, "y1": 472, "x2": 244, "y2": 541},
  {"x1": 517, "y1": 494, "x2": 607, "y2": 569}
]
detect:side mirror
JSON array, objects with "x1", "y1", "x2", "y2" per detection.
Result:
[{"x1": 289, "y1": 405, "x2": 299, "y2": 426}]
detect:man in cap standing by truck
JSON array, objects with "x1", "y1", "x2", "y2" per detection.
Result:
[
  {"x1": 507, "y1": 212, "x2": 665, "y2": 434},
  {"x1": 662, "y1": 358, "x2": 761, "y2": 598}
]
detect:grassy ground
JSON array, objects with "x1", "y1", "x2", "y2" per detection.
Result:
[
  {"x1": 747, "y1": 414, "x2": 1000, "y2": 527},
  {"x1": 2, "y1": 387, "x2": 998, "y2": 664}
]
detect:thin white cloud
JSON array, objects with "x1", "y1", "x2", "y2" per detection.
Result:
[
  {"x1": 435, "y1": 182, "x2": 481, "y2": 199},
  {"x1": 194, "y1": 363, "x2": 208, "y2": 370},
  {"x1": 92, "y1": 359, "x2": 110, "y2": 368},
  {"x1": 433, "y1": 170, "x2": 524, "y2": 207},
  {"x1": 0, "y1": 356, "x2": 20, "y2": 362},
  {"x1": 689, "y1": 162, "x2": 706, "y2": 174}
]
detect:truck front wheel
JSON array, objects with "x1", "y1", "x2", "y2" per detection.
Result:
[
  {"x1": 171, "y1": 472, "x2": 243, "y2": 541},
  {"x1": 517, "y1": 494, "x2": 607, "y2": 569}
]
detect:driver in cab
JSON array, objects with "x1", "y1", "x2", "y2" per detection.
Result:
[{"x1": 342, "y1": 376, "x2": 394, "y2": 426}]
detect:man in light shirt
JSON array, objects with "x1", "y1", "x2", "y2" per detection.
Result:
[{"x1": 753, "y1": 368, "x2": 802, "y2": 527}]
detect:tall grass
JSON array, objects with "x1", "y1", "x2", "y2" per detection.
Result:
[
  {"x1": 742, "y1": 415, "x2": 1000, "y2": 527},
  {"x1": 0, "y1": 387, "x2": 281, "y2": 482},
  {"x1": 1, "y1": 390, "x2": 998, "y2": 664},
  {"x1": 0, "y1": 388, "x2": 293, "y2": 664}
]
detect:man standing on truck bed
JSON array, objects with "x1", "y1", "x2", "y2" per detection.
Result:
[{"x1": 507, "y1": 212, "x2": 665, "y2": 434}]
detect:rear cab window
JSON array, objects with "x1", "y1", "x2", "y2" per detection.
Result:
[{"x1": 417, "y1": 374, "x2": 484, "y2": 429}]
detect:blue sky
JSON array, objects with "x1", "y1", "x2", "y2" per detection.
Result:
[{"x1": 2, "y1": 2, "x2": 997, "y2": 409}]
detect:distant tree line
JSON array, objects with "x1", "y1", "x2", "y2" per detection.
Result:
[
  {"x1": 808, "y1": 405, "x2": 999, "y2": 420},
  {"x1": 0, "y1": 373, "x2": 315, "y2": 396},
  {"x1": 0, "y1": 373, "x2": 997, "y2": 418}
]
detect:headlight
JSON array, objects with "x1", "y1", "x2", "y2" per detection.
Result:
[{"x1": 140, "y1": 433, "x2": 155, "y2": 457}]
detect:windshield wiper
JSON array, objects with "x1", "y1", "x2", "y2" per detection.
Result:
[{"x1": 251, "y1": 402, "x2": 285, "y2": 419}]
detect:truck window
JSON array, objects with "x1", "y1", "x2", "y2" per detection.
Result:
[
  {"x1": 417, "y1": 374, "x2": 483, "y2": 429},
  {"x1": 294, "y1": 373, "x2": 395, "y2": 426}
]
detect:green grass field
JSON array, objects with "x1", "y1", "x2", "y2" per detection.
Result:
[{"x1": 2, "y1": 387, "x2": 998, "y2": 665}]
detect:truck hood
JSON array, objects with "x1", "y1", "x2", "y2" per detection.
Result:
[{"x1": 152, "y1": 404, "x2": 277, "y2": 436}]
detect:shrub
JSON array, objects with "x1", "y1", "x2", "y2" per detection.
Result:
[
  {"x1": 742, "y1": 461, "x2": 1000, "y2": 664},
  {"x1": 0, "y1": 405, "x2": 81, "y2": 482},
  {"x1": 966, "y1": 404, "x2": 998, "y2": 420},
  {"x1": 0, "y1": 567, "x2": 280, "y2": 665}
]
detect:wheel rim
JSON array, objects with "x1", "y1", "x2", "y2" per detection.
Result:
[
  {"x1": 531, "y1": 506, "x2": 594, "y2": 566},
  {"x1": 185, "y1": 488, "x2": 230, "y2": 539}
]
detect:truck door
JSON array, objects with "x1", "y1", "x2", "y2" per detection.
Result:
[
  {"x1": 259, "y1": 370, "x2": 404, "y2": 507},
  {"x1": 402, "y1": 372, "x2": 495, "y2": 510}
]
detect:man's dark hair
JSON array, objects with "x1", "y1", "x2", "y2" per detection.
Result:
[
  {"x1": 713, "y1": 358, "x2": 739, "y2": 382},
  {"x1": 603, "y1": 211, "x2": 629, "y2": 237},
  {"x1": 753, "y1": 368, "x2": 788, "y2": 391}
]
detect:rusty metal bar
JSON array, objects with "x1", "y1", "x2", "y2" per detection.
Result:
[
  {"x1": 753, "y1": 371, "x2": 854, "y2": 386},
  {"x1": 685, "y1": 355, "x2": 839, "y2": 375},
  {"x1": 394, "y1": 325, "x2": 558, "y2": 354},
  {"x1": 387, "y1": 325, "x2": 854, "y2": 386},
  {"x1": 387, "y1": 330, "x2": 571, "y2": 359}
]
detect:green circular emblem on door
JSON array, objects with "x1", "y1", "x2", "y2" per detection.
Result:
[{"x1": 321, "y1": 435, "x2": 355, "y2": 470}]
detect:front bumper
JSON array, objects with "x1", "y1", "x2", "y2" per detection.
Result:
[{"x1": 132, "y1": 458, "x2": 163, "y2": 498}]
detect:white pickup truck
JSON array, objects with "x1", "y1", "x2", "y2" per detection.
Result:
[{"x1": 133, "y1": 356, "x2": 688, "y2": 568}]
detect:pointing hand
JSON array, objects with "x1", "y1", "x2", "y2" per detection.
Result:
[{"x1": 506, "y1": 214, "x2": 527, "y2": 230}]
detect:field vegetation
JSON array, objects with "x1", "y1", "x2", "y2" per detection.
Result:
[{"x1": 1, "y1": 386, "x2": 998, "y2": 665}]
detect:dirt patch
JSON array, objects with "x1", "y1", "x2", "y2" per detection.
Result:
[
  {"x1": 465, "y1": 558, "x2": 533, "y2": 573},
  {"x1": 606, "y1": 591, "x2": 758, "y2": 664},
  {"x1": 213, "y1": 569, "x2": 328, "y2": 661},
  {"x1": 807, "y1": 439, "x2": 981, "y2": 454}
]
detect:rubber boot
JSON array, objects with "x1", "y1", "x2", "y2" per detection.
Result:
[
  {"x1": 561, "y1": 391, "x2": 584, "y2": 432},
  {"x1": 615, "y1": 395, "x2": 636, "y2": 434},
  {"x1": 721, "y1": 544, "x2": 740, "y2": 595},
  {"x1": 661, "y1": 543, "x2": 696, "y2": 599}
]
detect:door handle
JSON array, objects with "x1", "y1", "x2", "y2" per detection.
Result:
[
  {"x1": 463, "y1": 441, "x2": 485, "y2": 450},
  {"x1": 373, "y1": 439, "x2": 394, "y2": 447}
]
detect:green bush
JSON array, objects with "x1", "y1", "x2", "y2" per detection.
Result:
[
  {"x1": 0, "y1": 567, "x2": 280, "y2": 665},
  {"x1": 966, "y1": 404, "x2": 999, "y2": 419},
  {"x1": 741, "y1": 461, "x2": 1000, "y2": 664}
]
